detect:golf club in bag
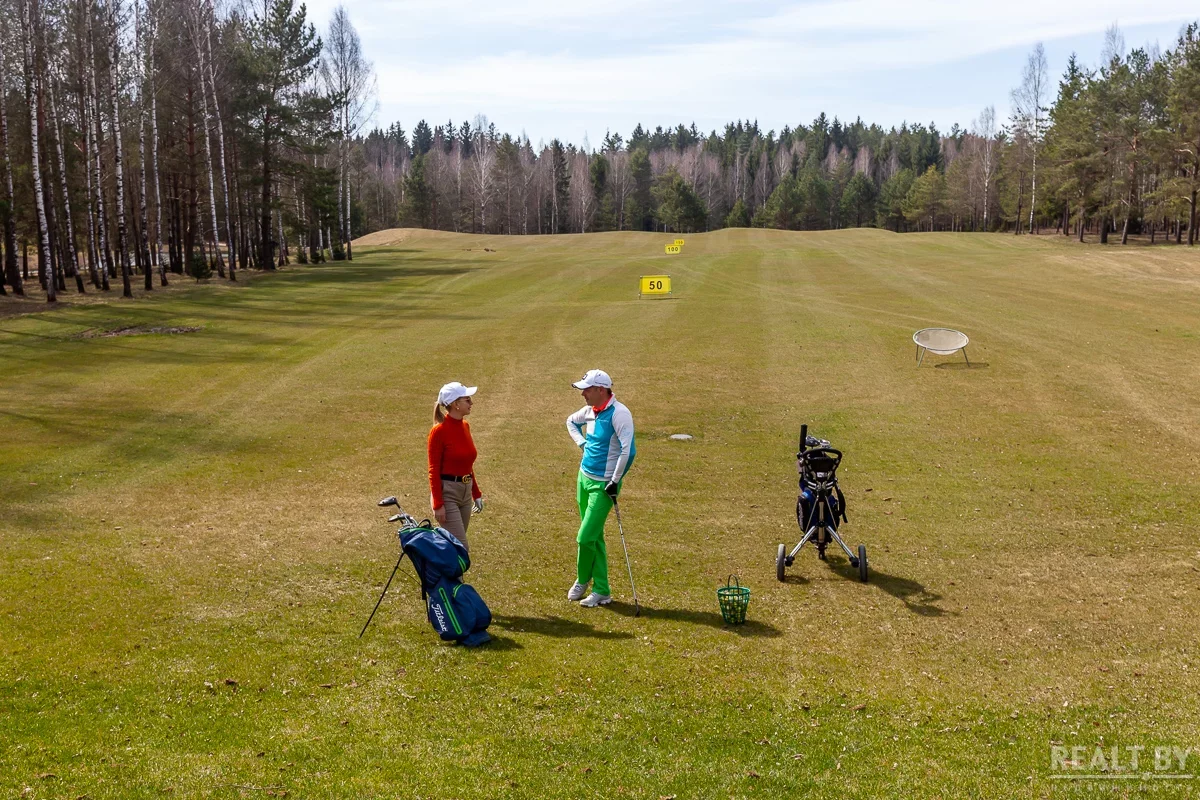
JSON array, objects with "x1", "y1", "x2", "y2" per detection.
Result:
[
  {"x1": 612, "y1": 499, "x2": 640, "y2": 617},
  {"x1": 359, "y1": 496, "x2": 492, "y2": 646}
]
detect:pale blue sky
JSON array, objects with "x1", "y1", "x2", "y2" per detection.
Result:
[{"x1": 302, "y1": 0, "x2": 1199, "y2": 146}]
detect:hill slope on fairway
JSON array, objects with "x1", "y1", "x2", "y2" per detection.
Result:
[{"x1": 3, "y1": 229, "x2": 1200, "y2": 797}]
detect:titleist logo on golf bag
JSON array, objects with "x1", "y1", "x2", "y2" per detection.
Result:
[{"x1": 401, "y1": 526, "x2": 492, "y2": 648}]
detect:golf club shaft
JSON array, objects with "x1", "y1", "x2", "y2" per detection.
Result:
[
  {"x1": 359, "y1": 551, "x2": 405, "y2": 638},
  {"x1": 612, "y1": 500, "x2": 640, "y2": 615}
]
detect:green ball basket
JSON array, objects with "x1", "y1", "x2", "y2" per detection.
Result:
[{"x1": 717, "y1": 575, "x2": 751, "y2": 625}]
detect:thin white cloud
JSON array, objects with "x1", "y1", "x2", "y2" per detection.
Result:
[{"x1": 305, "y1": 0, "x2": 1198, "y2": 143}]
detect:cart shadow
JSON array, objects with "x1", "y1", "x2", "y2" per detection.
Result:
[
  {"x1": 491, "y1": 615, "x2": 635, "y2": 641},
  {"x1": 829, "y1": 560, "x2": 952, "y2": 617},
  {"x1": 607, "y1": 603, "x2": 783, "y2": 637}
]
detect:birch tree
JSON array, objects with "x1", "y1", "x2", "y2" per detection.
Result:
[
  {"x1": 106, "y1": 0, "x2": 131, "y2": 296},
  {"x1": 189, "y1": 0, "x2": 223, "y2": 275},
  {"x1": 21, "y1": 0, "x2": 54, "y2": 301},
  {"x1": 1012, "y1": 43, "x2": 1048, "y2": 233},
  {"x1": 0, "y1": 24, "x2": 23, "y2": 295},
  {"x1": 319, "y1": 4, "x2": 374, "y2": 259},
  {"x1": 972, "y1": 105, "x2": 997, "y2": 231}
]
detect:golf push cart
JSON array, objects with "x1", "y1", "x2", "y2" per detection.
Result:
[{"x1": 776, "y1": 425, "x2": 868, "y2": 583}]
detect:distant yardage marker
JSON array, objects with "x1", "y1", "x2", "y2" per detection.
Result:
[
  {"x1": 640, "y1": 275, "x2": 672, "y2": 298},
  {"x1": 664, "y1": 244, "x2": 681, "y2": 254}
]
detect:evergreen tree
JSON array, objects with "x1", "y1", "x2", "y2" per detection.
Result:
[
  {"x1": 903, "y1": 166, "x2": 945, "y2": 230},
  {"x1": 412, "y1": 119, "x2": 433, "y2": 155},
  {"x1": 625, "y1": 147, "x2": 652, "y2": 231},
  {"x1": 841, "y1": 173, "x2": 877, "y2": 227},
  {"x1": 724, "y1": 198, "x2": 750, "y2": 227},
  {"x1": 877, "y1": 168, "x2": 915, "y2": 231},
  {"x1": 1044, "y1": 54, "x2": 1101, "y2": 240},
  {"x1": 652, "y1": 167, "x2": 707, "y2": 232},
  {"x1": 589, "y1": 153, "x2": 615, "y2": 231},
  {"x1": 549, "y1": 139, "x2": 569, "y2": 233},
  {"x1": 401, "y1": 154, "x2": 431, "y2": 227},
  {"x1": 243, "y1": 0, "x2": 324, "y2": 271},
  {"x1": 1169, "y1": 23, "x2": 1200, "y2": 243}
]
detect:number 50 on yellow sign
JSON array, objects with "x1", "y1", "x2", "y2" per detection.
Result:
[{"x1": 640, "y1": 275, "x2": 672, "y2": 296}]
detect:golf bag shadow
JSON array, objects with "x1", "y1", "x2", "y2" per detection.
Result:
[{"x1": 402, "y1": 526, "x2": 492, "y2": 647}]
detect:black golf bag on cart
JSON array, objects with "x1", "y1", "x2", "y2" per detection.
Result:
[{"x1": 776, "y1": 425, "x2": 868, "y2": 583}]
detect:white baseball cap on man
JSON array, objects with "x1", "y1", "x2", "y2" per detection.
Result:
[
  {"x1": 438, "y1": 382, "x2": 477, "y2": 406},
  {"x1": 572, "y1": 369, "x2": 613, "y2": 389}
]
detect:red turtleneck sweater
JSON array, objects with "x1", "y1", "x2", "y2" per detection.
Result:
[{"x1": 427, "y1": 415, "x2": 482, "y2": 507}]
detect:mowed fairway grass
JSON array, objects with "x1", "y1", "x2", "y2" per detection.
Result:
[{"x1": 3, "y1": 228, "x2": 1200, "y2": 799}]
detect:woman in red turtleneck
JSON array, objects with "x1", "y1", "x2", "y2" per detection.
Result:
[{"x1": 428, "y1": 382, "x2": 484, "y2": 550}]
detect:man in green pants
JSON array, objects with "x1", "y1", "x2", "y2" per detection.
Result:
[{"x1": 565, "y1": 370, "x2": 636, "y2": 608}]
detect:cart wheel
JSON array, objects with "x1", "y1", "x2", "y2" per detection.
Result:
[
  {"x1": 776, "y1": 544, "x2": 786, "y2": 582},
  {"x1": 858, "y1": 545, "x2": 869, "y2": 583}
]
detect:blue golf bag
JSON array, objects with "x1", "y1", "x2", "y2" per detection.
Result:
[{"x1": 400, "y1": 526, "x2": 492, "y2": 647}]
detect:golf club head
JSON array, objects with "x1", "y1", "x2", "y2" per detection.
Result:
[
  {"x1": 388, "y1": 513, "x2": 403, "y2": 523},
  {"x1": 378, "y1": 496, "x2": 398, "y2": 507}
]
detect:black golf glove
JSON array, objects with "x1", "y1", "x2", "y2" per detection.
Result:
[{"x1": 604, "y1": 480, "x2": 620, "y2": 501}]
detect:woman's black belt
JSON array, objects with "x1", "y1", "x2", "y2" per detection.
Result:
[{"x1": 441, "y1": 474, "x2": 472, "y2": 483}]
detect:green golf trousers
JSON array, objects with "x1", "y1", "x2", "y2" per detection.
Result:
[{"x1": 576, "y1": 471, "x2": 620, "y2": 596}]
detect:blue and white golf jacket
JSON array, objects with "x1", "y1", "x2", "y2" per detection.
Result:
[{"x1": 566, "y1": 396, "x2": 636, "y2": 482}]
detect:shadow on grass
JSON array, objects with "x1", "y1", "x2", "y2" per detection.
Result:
[
  {"x1": 829, "y1": 559, "x2": 951, "y2": 617},
  {"x1": 607, "y1": 603, "x2": 783, "y2": 637},
  {"x1": 491, "y1": 614, "x2": 635, "y2": 640},
  {"x1": 478, "y1": 635, "x2": 523, "y2": 651},
  {"x1": 934, "y1": 362, "x2": 990, "y2": 370}
]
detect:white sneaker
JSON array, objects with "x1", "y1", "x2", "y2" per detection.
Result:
[
  {"x1": 579, "y1": 592, "x2": 612, "y2": 608},
  {"x1": 567, "y1": 582, "x2": 589, "y2": 602}
]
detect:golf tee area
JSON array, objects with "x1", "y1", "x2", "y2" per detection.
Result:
[{"x1": 2, "y1": 228, "x2": 1199, "y2": 798}]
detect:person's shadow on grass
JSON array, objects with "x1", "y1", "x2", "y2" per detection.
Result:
[
  {"x1": 607, "y1": 602, "x2": 783, "y2": 637},
  {"x1": 491, "y1": 615, "x2": 635, "y2": 641}
]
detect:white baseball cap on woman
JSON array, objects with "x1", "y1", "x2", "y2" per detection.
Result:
[{"x1": 438, "y1": 382, "x2": 477, "y2": 406}]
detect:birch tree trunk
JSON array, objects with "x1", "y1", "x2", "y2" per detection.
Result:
[
  {"x1": 106, "y1": 0, "x2": 132, "y2": 297},
  {"x1": 77, "y1": 35, "x2": 101, "y2": 288},
  {"x1": 0, "y1": 43, "x2": 23, "y2": 295},
  {"x1": 22, "y1": 0, "x2": 55, "y2": 301},
  {"x1": 203, "y1": 0, "x2": 234, "y2": 277},
  {"x1": 135, "y1": 0, "x2": 152, "y2": 289},
  {"x1": 146, "y1": 1, "x2": 164, "y2": 284},
  {"x1": 47, "y1": 73, "x2": 84, "y2": 292},
  {"x1": 193, "y1": 31, "x2": 223, "y2": 276},
  {"x1": 88, "y1": 9, "x2": 112, "y2": 287}
]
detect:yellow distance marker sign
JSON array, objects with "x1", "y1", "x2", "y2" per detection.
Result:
[
  {"x1": 664, "y1": 244, "x2": 682, "y2": 254},
  {"x1": 673, "y1": 238, "x2": 685, "y2": 246},
  {"x1": 640, "y1": 275, "x2": 672, "y2": 297}
]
